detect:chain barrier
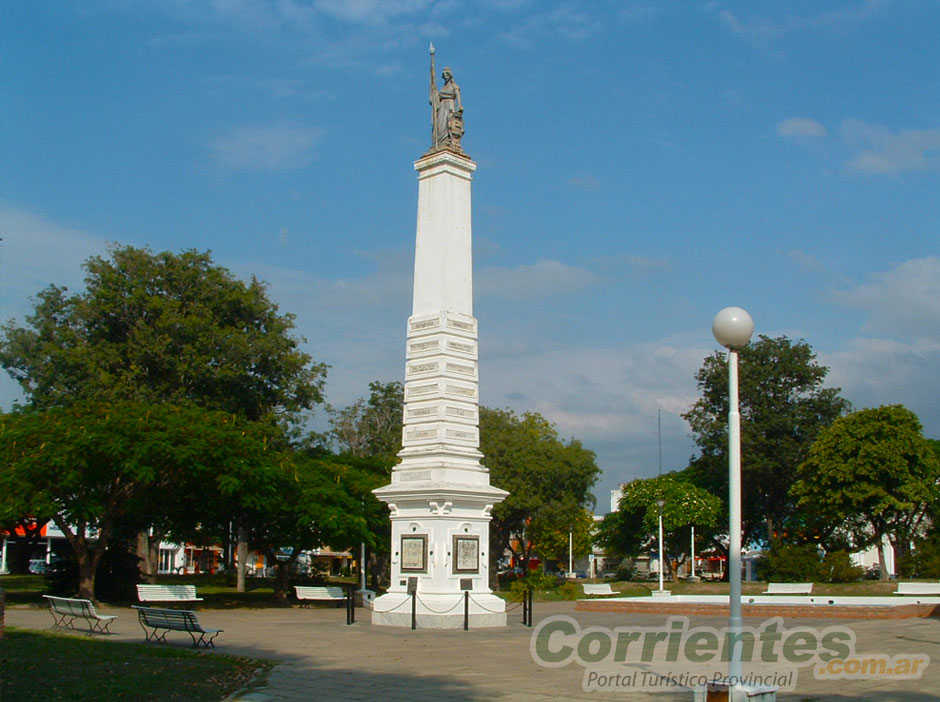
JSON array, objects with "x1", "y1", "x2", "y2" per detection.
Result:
[
  {"x1": 373, "y1": 594, "x2": 413, "y2": 614},
  {"x1": 415, "y1": 594, "x2": 465, "y2": 614},
  {"x1": 468, "y1": 593, "x2": 513, "y2": 614}
]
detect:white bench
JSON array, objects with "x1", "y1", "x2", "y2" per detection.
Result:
[
  {"x1": 763, "y1": 582, "x2": 813, "y2": 595},
  {"x1": 894, "y1": 582, "x2": 940, "y2": 596},
  {"x1": 295, "y1": 585, "x2": 347, "y2": 607},
  {"x1": 132, "y1": 606, "x2": 222, "y2": 648},
  {"x1": 582, "y1": 583, "x2": 617, "y2": 596},
  {"x1": 136, "y1": 584, "x2": 203, "y2": 604},
  {"x1": 43, "y1": 595, "x2": 117, "y2": 634}
]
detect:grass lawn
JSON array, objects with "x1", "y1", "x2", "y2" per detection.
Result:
[{"x1": 0, "y1": 627, "x2": 271, "y2": 702}]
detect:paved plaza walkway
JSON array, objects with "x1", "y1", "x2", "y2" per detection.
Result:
[{"x1": 7, "y1": 600, "x2": 940, "y2": 701}]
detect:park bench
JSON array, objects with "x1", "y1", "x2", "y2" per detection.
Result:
[
  {"x1": 43, "y1": 595, "x2": 117, "y2": 634},
  {"x1": 132, "y1": 606, "x2": 222, "y2": 648},
  {"x1": 136, "y1": 584, "x2": 203, "y2": 605},
  {"x1": 763, "y1": 582, "x2": 813, "y2": 595},
  {"x1": 582, "y1": 583, "x2": 618, "y2": 596},
  {"x1": 894, "y1": 582, "x2": 940, "y2": 596},
  {"x1": 295, "y1": 585, "x2": 348, "y2": 607}
]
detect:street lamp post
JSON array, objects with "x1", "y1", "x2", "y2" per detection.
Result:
[
  {"x1": 568, "y1": 529, "x2": 573, "y2": 576},
  {"x1": 656, "y1": 498, "x2": 666, "y2": 592},
  {"x1": 712, "y1": 306, "x2": 754, "y2": 688}
]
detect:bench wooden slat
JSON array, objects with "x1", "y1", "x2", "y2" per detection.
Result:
[
  {"x1": 894, "y1": 582, "x2": 940, "y2": 595},
  {"x1": 132, "y1": 605, "x2": 221, "y2": 648},
  {"x1": 43, "y1": 595, "x2": 116, "y2": 634},
  {"x1": 295, "y1": 585, "x2": 347, "y2": 607},
  {"x1": 136, "y1": 584, "x2": 203, "y2": 603},
  {"x1": 582, "y1": 583, "x2": 617, "y2": 596},
  {"x1": 763, "y1": 583, "x2": 813, "y2": 595}
]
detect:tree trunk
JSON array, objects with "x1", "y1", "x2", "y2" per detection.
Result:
[
  {"x1": 136, "y1": 531, "x2": 157, "y2": 584},
  {"x1": 236, "y1": 526, "x2": 249, "y2": 593},
  {"x1": 876, "y1": 537, "x2": 889, "y2": 581},
  {"x1": 77, "y1": 554, "x2": 98, "y2": 601},
  {"x1": 271, "y1": 552, "x2": 298, "y2": 606}
]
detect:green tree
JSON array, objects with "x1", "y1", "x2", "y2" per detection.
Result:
[
  {"x1": 480, "y1": 408, "x2": 600, "y2": 584},
  {"x1": 683, "y1": 335, "x2": 850, "y2": 548},
  {"x1": 597, "y1": 473, "x2": 721, "y2": 582},
  {"x1": 0, "y1": 402, "x2": 278, "y2": 599},
  {"x1": 527, "y1": 506, "x2": 594, "y2": 569},
  {"x1": 245, "y1": 455, "x2": 373, "y2": 604},
  {"x1": 792, "y1": 405, "x2": 940, "y2": 580},
  {"x1": 326, "y1": 381, "x2": 404, "y2": 459},
  {"x1": 0, "y1": 245, "x2": 326, "y2": 421},
  {"x1": 0, "y1": 245, "x2": 327, "y2": 586}
]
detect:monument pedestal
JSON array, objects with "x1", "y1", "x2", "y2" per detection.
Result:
[{"x1": 372, "y1": 148, "x2": 508, "y2": 628}]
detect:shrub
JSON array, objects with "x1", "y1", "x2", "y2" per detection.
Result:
[
  {"x1": 898, "y1": 535, "x2": 940, "y2": 578},
  {"x1": 615, "y1": 560, "x2": 638, "y2": 581},
  {"x1": 559, "y1": 581, "x2": 580, "y2": 600},
  {"x1": 756, "y1": 543, "x2": 822, "y2": 582},
  {"x1": 821, "y1": 550, "x2": 865, "y2": 583}
]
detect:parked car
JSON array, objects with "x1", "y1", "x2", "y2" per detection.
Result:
[{"x1": 28, "y1": 559, "x2": 48, "y2": 574}]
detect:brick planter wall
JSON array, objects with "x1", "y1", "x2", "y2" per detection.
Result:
[{"x1": 576, "y1": 599, "x2": 940, "y2": 620}]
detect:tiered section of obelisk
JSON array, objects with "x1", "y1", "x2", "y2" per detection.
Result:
[
  {"x1": 396, "y1": 151, "x2": 491, "y2": 485},
  {"x1": 371, "y1": 149, "x2": 508, "y2": 628}
]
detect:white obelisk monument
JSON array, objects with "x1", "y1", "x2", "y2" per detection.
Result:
[{"x1": 372, "y1": 46, "x2": 508, "y2": 628}]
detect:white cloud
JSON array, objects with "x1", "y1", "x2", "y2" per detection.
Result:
[
  {"x1": 834, "y1": 257, "x2": 940, "y2": 340},
  {"x1": 476, "y1": 259, "x2": 597, "y2": 300},
  {"x1": 712, "y1": 1, "x2": 889, "y2": 48},
  {"x1": 776, "y1": 117, "x2": 827, "y2": 140},
  {"x1": 313, "y1": 0, "x2": 434, "y2": 24},
  {"x1": 210, "y1": 124, "x2": 324, "y2": 170},
  {"x1": 782, "y1": 249, "x2": 823, "y2": 272},
  {"x1": 824, "y1": 337, "x2": 940, "y2": 438},
  {"x1": 499, "y1": 6, "x2": 601, "y2": 48},
  {"x1": 840, "y1": 119, "x2": 940, "y2": 175},
  {"x1": 825, "y1": 256, "x2": 940, "y2": 439},
  {"x1": 0, "y1": 206, "x2": 110, "y2": 322}
]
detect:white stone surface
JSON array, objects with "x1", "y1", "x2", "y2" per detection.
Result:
[{"x1": 372, "y1": 150, "x2": 507, "y2": 628}]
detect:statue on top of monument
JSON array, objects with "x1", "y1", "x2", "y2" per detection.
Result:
[{"x1": 429, "y1": 43, "x2": 464, "y2": 153}]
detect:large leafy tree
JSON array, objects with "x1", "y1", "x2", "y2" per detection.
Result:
[
  {"x1": 0, "y1": 402, "x2": 278, "y2": 599},
  {"x1": 527, "y1": 506, "x2": 595, "y2": 570},
  {"x1": 792, "y1": 405, "x2": 940, "y2": 579},
  {"x1": 245, "y1": 455, "x2": 374, "y2": 604},
  {"x1": 0, "y1": 245, "x2": 326, "y2": 421},
  {"x1": 0, "y1": 245, "x2": 327, "y2": 585},
  {"x1": 683, "y1": 335, "x2": 850, "y2": 548},
  {"x1": 480, "y1": 408, "x2": 600, "y2": 583},
  {"x1": 326, "y1": 381, "x2": 404, "y2": 459},
  {"x1": 597, "y1": 473, "x2": 721, "y2": 582}
]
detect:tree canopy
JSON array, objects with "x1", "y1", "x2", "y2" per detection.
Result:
[
  {"x1": 597, "y1": 472, "x2": 721, "y2": 580},
  {"x1": 792, "y1": 404, "x2": 940, "y2": 579},
  {"x1": 480, "y1": 408, "x2": 600, "y2": 577},
  {"x1": 326, "y1": 380, "x2": 403, "y2": 459},
  {"x1": 0, "y1": 245, "x2": 326, "y2": 422},
  {"x1": 0, "y1": 401, "x2": 278, "y2": 599},
  {"x1": 683, "y1": 335, "x2": 850, "y2": 547}
]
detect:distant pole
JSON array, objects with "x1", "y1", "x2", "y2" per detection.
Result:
[
  {"x1": 690, "y1": 525, "x2": 695, "y2": 578},
  {"x1": 656, "y1": 499, "x2": 665, "y2": 592},
  {"x1": 360, "y1": 542, "x2": 366, "y2": 591},
  {"x1": 568, "y1": 529, "x2": 573, "y2": 575},
  {"x1": 657, "y1": 409, "x2": 662, "y2": 475}
]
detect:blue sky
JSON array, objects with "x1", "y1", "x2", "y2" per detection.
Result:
[{"x1": 2, "y1": 1, "x2": 938, "y2": 510}]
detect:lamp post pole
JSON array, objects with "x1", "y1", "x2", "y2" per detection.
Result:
[
  {"x1": 656, "y1": 499, "x2": 666, "y2": 592},
  {"x1": 712, "y1": 306, "x2": 754, "y2": 688},
  {"x1": 568, "y1": 529, "x2": 573, "y2": 576}
]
